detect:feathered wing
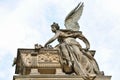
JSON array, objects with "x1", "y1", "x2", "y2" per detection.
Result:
[{"x1": 64, "y1": 2, "x2": 84, "y2": 31}]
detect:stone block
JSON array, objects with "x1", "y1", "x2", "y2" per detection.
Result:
[{"x1": 13, "y1": 75, "x2": 111, "y2": 80}]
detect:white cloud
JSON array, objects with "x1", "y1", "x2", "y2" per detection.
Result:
[
  {"x1": 0, "y1": 71, "x2": 5, "y2": 79},
  {"x1": 99, "y1": 0, "x2": 120, "y2": 15},
  {"x1": 0, "y1": 0, "x2": 48, "y2": 55}
]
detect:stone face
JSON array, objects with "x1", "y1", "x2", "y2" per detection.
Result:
[{"x1": 13, "y1": 75, "x2": 111, "y2": 80}]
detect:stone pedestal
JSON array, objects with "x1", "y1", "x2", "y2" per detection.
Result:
[
  {"x1": 13, "y1": 48, "x2": 111, "y2": 80},
  {"x1": 13, "y1": 75, "x2": 111, "y2": 80}
]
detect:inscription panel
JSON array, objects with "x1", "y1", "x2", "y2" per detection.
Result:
[{"x1": 20, "y1": 49, "x2": 61, "y2": 68}]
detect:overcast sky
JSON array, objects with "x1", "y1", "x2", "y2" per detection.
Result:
[{"x1": 0, "y1": 0, "x2": 120, "y2": 80}]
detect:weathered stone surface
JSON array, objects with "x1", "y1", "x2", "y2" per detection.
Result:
[
  {"x1": 13, "y1": 75, "x2": 111, "y2": 80},
  {"x1": 14, "y1": 49, "x2": 61, "y2": 75},
  {"x1": 12, "y1": 2, "x2": 112, "y2": 80}
]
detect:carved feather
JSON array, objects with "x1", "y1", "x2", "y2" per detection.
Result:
[{"x1": 64, "y1": 2, "x2": 84, "y2": 31}]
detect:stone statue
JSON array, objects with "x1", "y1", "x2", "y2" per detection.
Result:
[
  {"x1": 13, "y1": 2, "x2": 111, "y2": 80},
  {"x1": 44, "y1": 2, "x2": 103, "y2": 79}
]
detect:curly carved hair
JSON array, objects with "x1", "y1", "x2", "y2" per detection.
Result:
[{"x1": 51, "y1": 22, "x2": 60, "y2": 30}]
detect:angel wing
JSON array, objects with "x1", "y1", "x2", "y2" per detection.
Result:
[{"x1": 64, "y1": 2, "x2": 84, "y2": 31}]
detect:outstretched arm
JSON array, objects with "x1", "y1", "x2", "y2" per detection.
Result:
[{"x1": 44, "y1": 32, "x2": 59, "y2": 47}]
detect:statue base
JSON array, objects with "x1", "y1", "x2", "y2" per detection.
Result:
[{"x1": 13, "y1": 74, "x2": 111, "y2": 80}]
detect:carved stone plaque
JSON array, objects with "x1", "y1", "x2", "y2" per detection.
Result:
[{"x1": 20, "y1": 49, "x2": 61, "y2": 68}]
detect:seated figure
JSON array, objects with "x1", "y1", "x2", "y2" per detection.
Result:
[{"x1": 44, "y1": 22, "x2": 103, "y2": 79}]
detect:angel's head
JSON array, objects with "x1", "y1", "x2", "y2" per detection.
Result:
[{"x1": 51, "y1": 22, "x2": 60, "y2": 32}]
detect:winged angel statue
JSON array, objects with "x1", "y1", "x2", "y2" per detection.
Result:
[{"x1": 44, "y1": 2, "x2": 103, "y2": 79}]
